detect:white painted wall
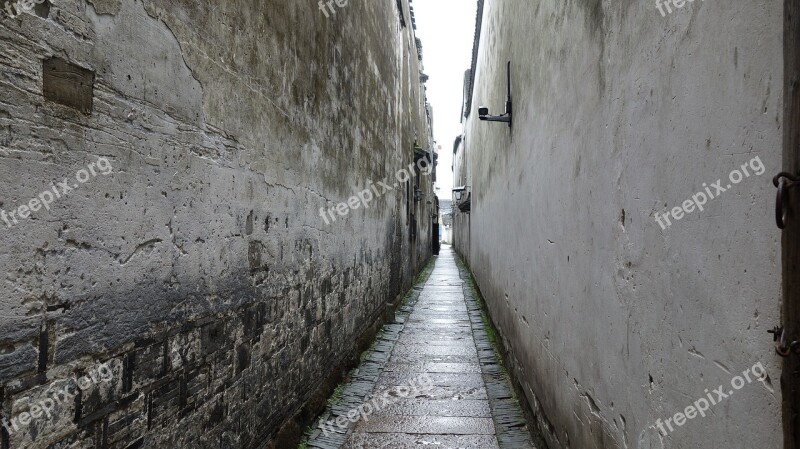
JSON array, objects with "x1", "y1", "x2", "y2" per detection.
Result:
[{"x1": 457, "y1": 1, "x2": 784, "y2": 448}]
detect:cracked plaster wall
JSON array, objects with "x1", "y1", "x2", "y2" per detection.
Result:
[
  {"x1": 0, "y1": 0, "x2": 434, "y2": 447},
  {"x1": 457, "y1": 0, "x2": 783, "y2": 448}
]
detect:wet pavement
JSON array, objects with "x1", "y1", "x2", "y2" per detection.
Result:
[{"x1": 307, "y1": 245, "x2": 537, "y2": 449}]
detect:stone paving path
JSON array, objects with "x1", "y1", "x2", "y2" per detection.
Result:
[{"x1": 306, "y1": 246, "x2": 538, "y2": 449}]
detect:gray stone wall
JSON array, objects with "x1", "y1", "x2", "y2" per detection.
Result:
[
  {"x1": 456, "y1": 0, "x2": 782, "y2": 448},
  {"x1": 0, "y1": 0, "x2": 434, "y2": 447}
]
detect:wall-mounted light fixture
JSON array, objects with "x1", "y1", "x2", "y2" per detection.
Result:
[
  {"x1": 452, "y1": 186, "x2": 467, "y2": 201},
  {"x1": 414, "y1": 187, "x2": 424, "y2": 202},
  {"x1": 478, "y1": 61, "x2": 512, "y2": 128}
]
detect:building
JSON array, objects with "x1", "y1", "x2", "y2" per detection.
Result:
[
  {"x1": 0, "y1": 1, "x2": 435, "y2": 447},
  {"x1": 439, "y1": 199, "x2": 453, "y2": 244},
  {"x1": 453, "y1": 1, "x2": 784, "y2": 448}
]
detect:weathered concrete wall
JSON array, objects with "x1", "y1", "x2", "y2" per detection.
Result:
[
  {"x1": 452, "y1": 135, "x2": 470, "y2": 254},
  {"x1": 456, "y1": 0, "x2": 783, "y2": 448},
  {"x1": 0, "y1": 0, "x2": 434, "y2": 447}
]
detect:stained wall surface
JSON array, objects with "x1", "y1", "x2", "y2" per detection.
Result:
[
  {"x1": 455, "y1": 1, "x2": 783, "y2": 448},
  {"x1": 0, "y1": 0, "x2": 435, "y2": 447}
]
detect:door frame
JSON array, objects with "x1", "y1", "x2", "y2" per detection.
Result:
[{"x1": 782, "y1": 1, "x2": 800, "y2": 447}]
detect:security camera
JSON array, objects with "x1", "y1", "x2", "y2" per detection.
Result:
[{"x1": 477, "y1": 62, "x2": 513, "y2": 127}]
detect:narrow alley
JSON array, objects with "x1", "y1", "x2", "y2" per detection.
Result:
[
  {"x1": 0, "y1": 0, "x2": 793, "y2": 448},
  {"x1": 307, "y1": 246, "x2": 537, "y2": 449}
]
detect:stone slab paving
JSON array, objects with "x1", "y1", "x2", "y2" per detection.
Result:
[{"x1": 306, "y1": 246, "x2": 538, "y2": 449}]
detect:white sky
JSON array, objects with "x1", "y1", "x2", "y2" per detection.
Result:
[{"x1": 414, "y1": 0, "x2": 477, "y2": 195}]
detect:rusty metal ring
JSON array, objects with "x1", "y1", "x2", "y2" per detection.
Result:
[
  {"x1": 773, "y1": 172, "x2": 799, "y2": 188},
  {"x1": 777, "y1": 327, "x2": 793, "y2": 357},
  {"x1": 774, "y1": 173, "x2": 799, "y2": 230},
  {"x1": 777, "y1": 178, "x2": 789, "y2": 229}
]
